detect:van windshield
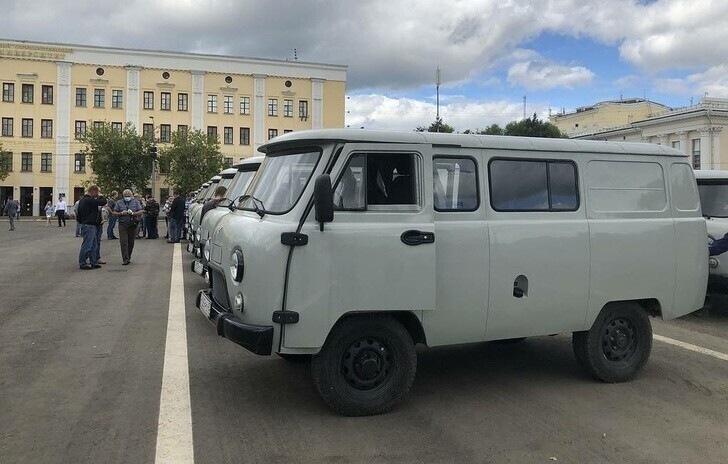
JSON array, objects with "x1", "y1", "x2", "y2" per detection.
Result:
[
  {"x1": 238, "y1": 149, "x2": 321, "y2": 214},
  {"x1": 698, "y1": 182, "x2": 728, "y2": 217}
]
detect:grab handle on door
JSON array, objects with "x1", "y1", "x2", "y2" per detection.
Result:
[{"x1": 400, "y1": 230, "x2": 435, "y2": 246}]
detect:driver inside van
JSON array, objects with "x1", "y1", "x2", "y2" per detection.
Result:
[{"x1": 709, "y1": 233, "x2": 728, "y2": 256}]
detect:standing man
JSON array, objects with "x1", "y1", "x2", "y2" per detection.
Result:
[
  {"x1": 3, "y1": 197, "x2": 19, "y2": 231},
  {"x1": 167, "y1": 192, "x2": 185, "y2": 243},
  {"x1": 183, "y1": 193, "x2": 193, "y2": 240},
  {"x1": 163, "y1": 196, "x2": 172, "y2": 239},
  {"x1": 112, "y1": 189, "x2": 144, "y2": 265},
  {"x1": 55, "y1": 195, "x2": 67, "y2": 227},
  {"x1": 73, "y1": 198, "x2": 82, "y2": 237},
  {"x1": 76, "y1": 185, "x2": 107, "y2": 270},
  {"x1": 106, "y1": 191, "x2": 119, "y2": 239},
  {"x1": 144, "y1": 196, "x2": 160, "y2": 239}
]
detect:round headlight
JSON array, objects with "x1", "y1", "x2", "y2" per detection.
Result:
[
  {"x1": 230, "y1": 249, "x2": 244, "y2": 282},
  {"x1": 234, "y1": 292, "x2": 244, "y2": 312},
  {"x1": 203, "y1": 242, "x2": 210, "y2": 262}
]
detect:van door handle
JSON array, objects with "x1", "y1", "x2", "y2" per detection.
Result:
[{"x1": 401, "y1": 230, "x2": 435, "y2": 246}]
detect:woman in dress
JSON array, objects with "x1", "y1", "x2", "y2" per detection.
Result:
[{"x1": 44, "y1": 201, "x2": 54, "y2": 227}]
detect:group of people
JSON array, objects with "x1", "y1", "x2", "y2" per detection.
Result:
[{"x1": 43, "y1": 198, "x2": 70, "y2": 227}]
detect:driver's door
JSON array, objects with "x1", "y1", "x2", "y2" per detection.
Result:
[{"x1": 283, "y1": 144, "x2": 437, "y2": 350}]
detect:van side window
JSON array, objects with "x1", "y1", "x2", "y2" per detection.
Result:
[
  {"x1": 433, "y1": 157, "x2": 479, "y2": 211},
  {"x1": 489, "y1": 159, "x2": 578, "y2": 212},
  {"x1": 333, "y1": 153, "x2": 420, "y2": 211}
]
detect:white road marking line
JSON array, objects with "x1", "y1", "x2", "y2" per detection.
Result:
[
  {"x1": 654, "y1": 334, "x2": 728, "y2": 362},
  {"x1": 155, "y1": 244, "x2": 194, "y2": 464}
]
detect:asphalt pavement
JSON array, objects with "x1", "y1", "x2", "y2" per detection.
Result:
[{"x1": 0, "y1": 220, "x2": 726, "y2": 464}]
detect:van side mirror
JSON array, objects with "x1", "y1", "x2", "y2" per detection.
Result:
[{"x1": 314, "y1": 174, "x2": 334, "y2": 231}]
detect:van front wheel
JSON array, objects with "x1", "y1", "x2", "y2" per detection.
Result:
[
  {"x1": 572, "y1": 302, "x2": 652, "y2": 383},
  {"x1": 311, "y1": 315, "x2": 417, "y2": 416}
]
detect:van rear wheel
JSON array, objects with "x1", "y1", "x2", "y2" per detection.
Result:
[
  {"x1": 572, "y1": 302, "x2": 652, "y2": 383},
  {"x1": 311, "y1": 315, "x2": 417, "y2": 416}
]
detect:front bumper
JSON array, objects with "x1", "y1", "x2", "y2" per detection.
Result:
[{"x1": 195, "y1": 289, "x2": 273, "y2": 355}]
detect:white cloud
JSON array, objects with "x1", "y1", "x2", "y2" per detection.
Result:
[
  {"x1": 345, "y1": 94, "x2": 538, "y2": 132},
  {"x1": 507, "y1": 59, "x2": 595, "y2": 90},
  {"x1": 655, "y1": 65, "x2": 728, "y2": 95}
]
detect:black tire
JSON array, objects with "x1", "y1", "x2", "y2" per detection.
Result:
[
  {"x1": 572, "y1": 302, "x2": 652, "y2": 383},
  {"x1": 311, "y1": 315, "x2": 417, "y2": 416},
  {"x1": 276, "y1": 353, "x2": 312, "y2": 363}
]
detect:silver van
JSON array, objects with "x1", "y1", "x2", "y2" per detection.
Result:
[
  {"x1": 695, "y1": 170, "x2": 728, "y2": 292},
  {"x1": 195, "y1": 129, "x2": 708, "y2": 416}
]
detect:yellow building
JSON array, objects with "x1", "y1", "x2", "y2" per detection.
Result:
[
  {"x1": 549, "y1": 98, "x2": 670, "y2": 138},
  {"x1": 0, "y1": 39, "x2": 347, "y2": 215}
]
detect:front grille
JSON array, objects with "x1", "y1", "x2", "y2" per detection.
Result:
[{"x1": 210, "y1": 268, "x2": 231, "y2": 311}]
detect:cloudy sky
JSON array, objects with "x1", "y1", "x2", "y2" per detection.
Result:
[{"x1": 2, "y1": 0, "x2": 726, "y2": 132}]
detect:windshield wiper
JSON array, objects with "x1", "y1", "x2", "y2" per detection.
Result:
[{"x1": 238, "y1": 194, "x2": 267, "y2": 218}]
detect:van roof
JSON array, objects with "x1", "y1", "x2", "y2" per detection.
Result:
[
  {"x1": 220, "y1": 167, "x2": 238, "y2": 179},
  {"x1": 233, "y1": 155, "x2": 264, "y2": 171},
  {"x1": 260, "y1": 129, "x2": 685, "y2": 158},
  {"x1": 694, "y1": 170, "x2": 728, "y2": 179}
]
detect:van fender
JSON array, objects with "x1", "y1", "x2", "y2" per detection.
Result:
[
  {"x1": 325, "y1": 310, "x2": 427, "y2": 347},
  {"x1": 584, "y1": 299, "x2": 662, "y2": 330}
]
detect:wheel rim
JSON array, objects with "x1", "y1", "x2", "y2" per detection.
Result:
[
  {"x1": 340, "y1": 337, "x2": 391, "y2": 390},
  {"x1": 602, "y1": 317, "x2": 637, "y2": 362}
]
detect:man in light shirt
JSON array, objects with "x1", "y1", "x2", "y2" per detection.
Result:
[{"x1": 55, "y1": 195, "x2": 67, "y2": 227}]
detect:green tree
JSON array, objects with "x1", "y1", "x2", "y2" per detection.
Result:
[
  {"x1": 479, "y1": 124, "x2": 505, "y2": 135},
  {"x1": 161, "y1": 129, "x2": 224, "y2": 195},
  {"x1": 81, "y1": 122, "x2": 152, "y2": 194},
  {"x1": 503, "y1": 113, "x2": 565, "y2": 138},
  {"x1": 0, "y1": 141, "x2": 10, "y2": 182},
  {"x1": 415, "y1": 119, "x2": 455, "y2": 133}
]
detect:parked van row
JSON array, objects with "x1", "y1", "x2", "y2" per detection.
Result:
[{"x1": 186, "y1": 129, "x2": 708, "y2": 416}]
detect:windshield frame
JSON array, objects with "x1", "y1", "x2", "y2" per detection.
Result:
[
  {"x1": 236, "y1": 146, "x2": 323, "y2": 215},
  {"x1": 697, "y1": 180, "x2": 728, "y2": 218}
]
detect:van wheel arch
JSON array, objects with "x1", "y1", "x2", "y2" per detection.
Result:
[{"x1": 331, "y1": 311, "x2": 427, "y2": 347}]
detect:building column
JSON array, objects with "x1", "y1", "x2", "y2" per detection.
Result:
[
  {"x1": 713, "y1": 127, "x2": 723, "y2": 170},
  {"x1": 679, "y1": 131, "x2": 689, "y2": 155},
  {"x1": 191, "y1": 71, "x2": 205, "y2": 131},
  {"x1": 55, "y1": 61, "x2": 72, "y2": 202},
  {"x1": 253, "y1": 74, "x2": 266, "y2": 150},
  {"x1": 126, "y1": 66, "x2": 141, "y2": 133},
  {"x1": 311, "y1": 78, "x2": 324, "y2": 129},
  {"x1": 699, "y1": 127, "x2": 711, "y2": 170}
]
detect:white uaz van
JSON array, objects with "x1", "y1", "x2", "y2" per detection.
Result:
[
  {"x1": 195, "y1": 130, "x2": 708, "y2": 416},
  {"x1": 695, "y1": 170, "x2": 728, "y2": 292},
  {"x1": 193, "y1": 156, "x2": 263, "y2": 277},
  {"x1": 186, "y1": 174, "x2": 223, "y2": 253}
]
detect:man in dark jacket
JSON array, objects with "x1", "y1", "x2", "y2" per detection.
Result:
[
  {"x1": 76, "y1": 185, "x2": 107, "y2": 270},
  {"x1": 144, "y1": 196, "x2": 160, "y2": 239},
  {"x1": 167, "y1": 192, "x2": 186, "y2": 243},
  {"x1": 3, "y1": 197, "x2": 19, "y2": 231}
]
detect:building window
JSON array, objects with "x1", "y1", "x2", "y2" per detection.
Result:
[
  {"x1": 74, "y1": 120, "x2": 86, "y2": 139},
  {"x1": 42, "y1": 85, "x2": 53, "y2": 105},
  {"x1": 283, "y1": 99, "x2": 293, "y2": 117},
  {"x1": 224, "y1": 95, "x2": 233, "y2": 114},
  {"x1": 160, "y1": 92, "x2": 171, "y2": 111},
  {"x1": 177, "y1": 125, "x2": 188, "y2": 137},
  {"x1": 1, "y1": 117, "x2": 13, "y2": 137},
  {"x1": 21, "y1": 152, "x2": 32, "y2": 172},
  {"x1": 178, "y1": 93, "x2": 188, "y2": 111},
  {"x1": 21, "y1": 118, "x2": 33, "y2": 138},
  {"x1": 671, "y1": 141, "x2": 680, "y2": 150},
  {"x1": 93, "y1": 121, "x2": 104, "y2": 130},
  {"x1": 223, "y1": 126, "x2": 233, "y2": 144},
  {"x1": 268, "y1": 128, "x2": 278, "y2": 140},
  {"x1": 240, "y1": 96, "x2": 250, "y2": 115},
  {"x1": 692, "y1": 139, "x2": 701, "y2": 169},
  {"x1": 144, "y1": 91, "x2": 154, "y2": 110},
  {"x1": 159, "y1": 124, "x2": 171, "y2": 142},
  {"x1": 112, "y1": 89, "x2": 123, "y2": 108},
  {"x1": 41, "y1": 153, "x2": 52, "y2": 172},
  {"x1": 207, "y1": 94, "x2": 217, "y2": 113},
  {"x1": 1, "y1": 152, "x2": 12, "y2": 172},
  {"x1": 284, "y1": 129, "x2": 293, "y2": 134},
  {"x1": 93, "y1": 89, "x2": 105, "y2": 108},
  {"x1": 142, "y1": 123, "x2": 154, "y2": 140},
  {"x1": 240, "y1": 127, "x2": 250, "y2": 145},
  {"x1": 75, "y1": 88, "x2": 87, "y2": 107},
  {"x1": 2, "y1": 83, "x2": 14, "y2": 102},
  {"x1": 299, "y1": 100, "x2": 308, "y2": 119},
  {"x1": 224, "y1": 157, "x2": 233, "y2": 168},
  {"x1": 207, "y1": 126, "x2": 218, "y2": 140},
  {"x1": 74, "y1": 153, "x2": 86, "y2": 173},
  {"x1": 41, "y1": 119, "x2": 53, "y2": 138},
  {"x1": 22, "y1": 84, "x2": 34, "y2": 103},
  {"x1": 268, "y1": 98, "x2": 278, "y2": 116},
  {"x1": 111, "y1": 122, "x2": 122, "y2": 133}
]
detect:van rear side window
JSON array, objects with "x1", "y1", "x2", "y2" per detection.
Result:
[
  {"x1": 587, "y1": 161, "x2": 666, "y2": 213},
  {"x1": 489, "y1": 159, "x2": 578, "y2": 212},
  {"x1": 433, "y1": 157, "x2": 479, "y2": 211}
]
